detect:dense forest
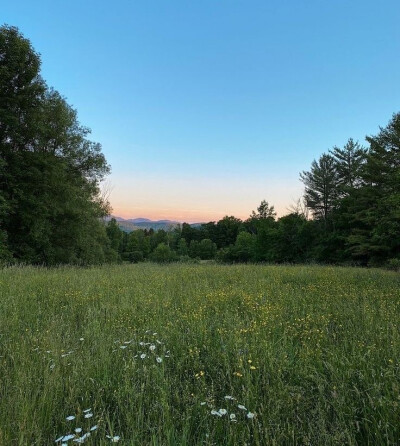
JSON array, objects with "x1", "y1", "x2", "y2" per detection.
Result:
[{"x1": 1, "y1": 26, "x2": 399, "y2": 267}]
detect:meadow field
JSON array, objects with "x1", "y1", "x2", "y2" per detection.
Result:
[{"x1": 0, "y1": 264, "x2": 399, "y2": 446}]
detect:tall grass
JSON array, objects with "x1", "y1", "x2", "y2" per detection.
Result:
[{"x1": 0, "y1": 264, "x2": 399, "y2": 445}]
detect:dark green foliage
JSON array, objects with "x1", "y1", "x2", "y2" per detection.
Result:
[
  {"x1": 330, "y1": 139, "x2": 366, "y2": 193},
  {"x1": 301, "y1": 113, "x2": 400, "y2": 266},
  {"x1": 129, "y1": 250, "x2": 144, "y2": 263},
  {"x1": 106, "y1": 218, "x2": 123, "y2": 254},
  {"x1": 273, "y1": 214, "x2": 315, "y2": 263},
  {"x1": 250, "y1": 199, "x2": 276, "y2": 219},
  {"x1": 150, "y1": 242, "x2": 177, "y2": 263},
  {"x1": 0, "y1": 25, "x2": 113, "y2": 264},
  {"x1": 189, "y1": 238, "x2": 217, "y2": 260},
  {"x1": 300, "y1": 154, "x2": 338, "y2": 223},
  {"x1": 176, "y1": 237, "x2": 188, "y2": 256}
]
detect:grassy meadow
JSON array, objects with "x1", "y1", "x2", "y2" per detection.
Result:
[{"x1": 0, "y1": 263, "x2": 399, "y2": 445}]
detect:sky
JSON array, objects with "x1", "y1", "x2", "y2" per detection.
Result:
[{"x1": 3, "y1": 0, "x2": 400, "y2": 222}]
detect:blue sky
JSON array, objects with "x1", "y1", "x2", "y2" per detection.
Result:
[{"x1": 3, "y1": 0, "x2": 400, "y2": 221}]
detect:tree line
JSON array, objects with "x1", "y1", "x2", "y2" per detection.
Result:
[
  {"x1": 107, "y1": 117, "x2": 399, "y2": 267},
  {"x1": 1, "y1": 25, "x2": 399, "y2": 267}
]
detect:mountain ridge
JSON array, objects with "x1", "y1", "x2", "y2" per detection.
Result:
[{"x1": 104, "y1": 216, "x2": 202, "y2": 232}]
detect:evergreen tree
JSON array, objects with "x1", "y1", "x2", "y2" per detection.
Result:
[
  {"x1": 330, "y1": 138, "x2": 366, "y2": 193},
  {"x1": 250, "y1": 200, "x2": 276, "y2": 219},
  {"x1": 344, "y1": 114, "x2": 400, "y2": 264},
  {"x1": 300, "y1": 154, "x2": 338, "y2": 224}
]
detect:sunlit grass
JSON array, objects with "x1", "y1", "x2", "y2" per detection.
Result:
[{"x1": 0, "y1": 264, "x2": 399, "y2": 445}]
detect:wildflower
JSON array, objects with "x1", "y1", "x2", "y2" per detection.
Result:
[
  {"x1": 106, "y1": 435, "x2": 120, "y2": 442},
  {"x1": 224, "y1": 395, "x2": 235, "y2": 400},
  {"x1": 233, "y1": 371, "x2": 242, "y2": 377},
  {"x1": 75, "y1": 428, "x2": 82, "y2": 433},
  {"x1": 218, "y1": 408, "x2": 227, "y2": 416},
  {"x1": 200, "y1": 402, "x2": 206, "y2": 406},
  {"x1": 230, "y1": 413, "x2": 237, "y2": 421},
  {"x1": 84, "y1": 413, "x2": 93, "y2": 419},
  {"x1": 156, "y1": 357, "x2": 162, "y2": 363},
  {"x1": 66, "y1": 416, "x2": 75, "y2": 421},
  {"x1": 211, "y1": 409, "x2": 222, "y2": 417},
  {"x1": 90, "y1": 425, "x2": 98, "y2": 431},
  {"x1": 74, "y1": 433, "x2": 91, "y2": 443},
  {"x1": 79, "y1": 338, "x2": 84, "y2": 341},
  {"x1": 250, "y1": 365, "x2": 256, "y2": 370},
  {"x1": 61, "y1": 434, "x2": 75, "y2": 441},
  {"x1": 238, "y1": 404, "x2": 247, "y2": 411},
  {"x1": 149, "y1": 344, "x2": 156, "y2": 351},
  {"x1": 247, "y1": 412, "x2": 255, "y2": 419},
  {"x1": 120, "y1": 346, "x2": 127, "y2": 350},
  {"x1": 140, "y1": 353, "x2": 146, "y2": 359},
  {"x1": 83, "y1": 409, "x2": 91, "y2": 413}
]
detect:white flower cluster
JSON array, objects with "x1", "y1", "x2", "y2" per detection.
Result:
[
  {"x1": 113, "y1": 329, "x2": 169, "y2": 365},
  {"x1": 55, "y1": 408, "x2": 120, "y2": 444},
  {"x1": 201, "y1": 395, "x2": 256, "y2": 422}
]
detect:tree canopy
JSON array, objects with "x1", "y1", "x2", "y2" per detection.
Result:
[{"x1": 0, "y1": 25, "x2": 112, "y2": 264}]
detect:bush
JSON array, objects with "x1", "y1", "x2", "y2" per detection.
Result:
[
  {"x1": 150, "y1": 243, "x2": 176, "y2": 263},
  {"x1": 386, "y1": 258, "x2": 400, "y2": 271}
]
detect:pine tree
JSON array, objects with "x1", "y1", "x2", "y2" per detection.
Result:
[{"x1": 300, "y1": 154, "x2": 339, "y2": 223}]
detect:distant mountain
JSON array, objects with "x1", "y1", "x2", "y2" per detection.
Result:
[
  {"x1": 104, "y1": 215, "x2": 204, "y2": 232},
  {"x1": 127, "y1": 218, "x2": 152, "y2": 223},
  {"x1": 104, "y1": 216, "x2": 184, "y2": 232}
]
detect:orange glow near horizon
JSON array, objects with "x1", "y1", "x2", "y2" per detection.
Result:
[
  {"x1": 110, "y1": 203, "x2": 293, "y2": 224},
  {"x1": 111, "y1": 206, "x2": 249, "y2": 224},
  {"x1": 106, "y1": 173, "x2": 303, "y2": 224}
]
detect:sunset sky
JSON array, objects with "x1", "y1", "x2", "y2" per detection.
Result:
[{"x1": 3, "y1": 0, "x2": 400, "y2": 222}]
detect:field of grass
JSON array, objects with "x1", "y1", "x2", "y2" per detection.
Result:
[{"x1": 0, "y1": 264, "x2": 399, "y2": 445}]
